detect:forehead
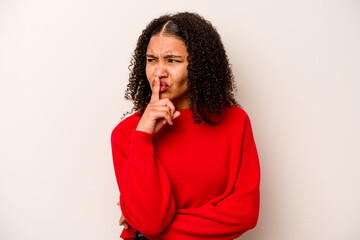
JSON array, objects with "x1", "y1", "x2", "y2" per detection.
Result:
[{"x1": 146, "y1": 34, "x2": 188, "y2": 55}]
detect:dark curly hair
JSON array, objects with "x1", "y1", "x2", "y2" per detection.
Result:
[{"x1": 121, "y1": 12, "x2": 240, "y2": 125}]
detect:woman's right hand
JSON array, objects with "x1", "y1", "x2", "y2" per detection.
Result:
[
  {"x1": 136, "y1": 76, "x2": 181, "y2": 134},
  {"x1": 117, "y1": 201, "x2": 129, "y2": 229}
]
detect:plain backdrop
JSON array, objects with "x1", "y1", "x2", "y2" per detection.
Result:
[{"x1": 1, "y1": 0, "x2": 359, "y2": 239}]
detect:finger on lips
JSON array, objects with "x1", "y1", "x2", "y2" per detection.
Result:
[
  {"x1": 149, "y1": 77, "x2": 177, "y2": 126},
  {"x1": 150, "y1": 76, "x2": 160, "y2": 102}
]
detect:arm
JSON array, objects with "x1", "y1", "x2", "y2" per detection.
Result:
[
  {"x1": 111, "y1": 128, "x2": 176, "y2": 236},
  {"x1": 153, "y1": 115, "x2": 260, "y2": 240},
  {"x1": 112, "y1": 76, "x2": 181, "y2": 238}
]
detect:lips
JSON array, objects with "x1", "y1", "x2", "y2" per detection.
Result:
[
  {"x1": 160, "y1": 81, "x2": 167, "y2": 87},
  {"x1": 152, "y1": 80, "x2": 168, "y2": 92},
  {"x1": 152, "y1": 80, "x2": 168, "y2": 86},
  {"x1": 160, "y1": 85, "x2": 168, "y2": 92},
  {"x1": 160, "y1": 81, "x2": 168, "y2": 92}
]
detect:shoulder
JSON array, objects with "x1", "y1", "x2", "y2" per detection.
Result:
[
  {"x1": 221, "y1": 105, "x2": 250, "y2": 122},
  {"x1": 111, "y1": 110, "x2": 141, "y2": 145},
  {"x1": 217, "y1": 105, "x2": 254, "y2": 133}
]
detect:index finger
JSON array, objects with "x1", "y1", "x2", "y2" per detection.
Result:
[{"x1": 150, "y1": 76, "x2": 160, "y2": 102}]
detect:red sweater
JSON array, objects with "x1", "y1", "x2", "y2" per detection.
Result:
[{"x1": 111, "y1": 105, "x2": 260, "y2": 240}]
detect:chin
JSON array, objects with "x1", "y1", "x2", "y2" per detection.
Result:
[{"x1": 160, "y1": 91, "x2": 170, "y2": 96}]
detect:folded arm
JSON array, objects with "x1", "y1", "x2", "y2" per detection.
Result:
[
  {"x1": 153, "y1": 115, "x2": 260, "y2": 240},
  {"x1": 111, "y1": 128, "x2": 176, "y2": 236}
]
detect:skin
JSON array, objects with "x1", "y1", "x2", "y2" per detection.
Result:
[
  {"x1": 146, "y1": 34, "x2": 190, "y2": 110},
  {"x1": 117, "y1": 201, "x2": 129, "y2": 229},
  {"x1": 118, "y1": 34, "x2": 191, "y2": 230},
  {"x1": 136, "y1": 33, "x2": 190, "y2": 134}
]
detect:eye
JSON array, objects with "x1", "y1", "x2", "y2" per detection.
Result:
[
  {"x1": 147, "y1": 58, "x2": 156, "y2": 62},
  {"x1": 169, "y1": 59, "x2": 180, "y2": 63}
]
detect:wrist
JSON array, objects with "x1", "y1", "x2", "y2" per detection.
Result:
[{"x1": 136, "y1": 126, "x2": 153, "y2": 134}]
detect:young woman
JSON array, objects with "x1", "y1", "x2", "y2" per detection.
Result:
[{"x1": 111, "y1": 12, "x2": 260, "y2": 240}]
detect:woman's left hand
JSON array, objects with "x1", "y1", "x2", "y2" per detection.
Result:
[{"x1": 117, "y1": 201, "x2": 129, "y2": 229}]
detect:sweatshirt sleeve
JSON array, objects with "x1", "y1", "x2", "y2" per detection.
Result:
[
  {"x1": 152, "y1": 115, "x2": 260, "y2": 240},
  {"x1": 111, "y1": 127, "x2": 176, "y2": 237}
]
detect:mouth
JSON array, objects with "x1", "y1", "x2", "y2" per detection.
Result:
[
  {"x1": 160, "y1": 84, "x2": 168, "y2": 93},
  {"x1": 152, "y1": 80, "x2": 168, "y2": 93}
]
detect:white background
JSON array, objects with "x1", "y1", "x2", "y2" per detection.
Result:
[{"x1": 1, "y1": 0, "x2": 359, "y2": 239}]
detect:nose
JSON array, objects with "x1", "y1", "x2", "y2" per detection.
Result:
[{"x1": 155, "y1": 61, "x2": 168, "y2": 79}]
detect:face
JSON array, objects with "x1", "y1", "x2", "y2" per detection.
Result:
[{"x1": 146, "y1": 34, "x2": 190, "y2": 109}]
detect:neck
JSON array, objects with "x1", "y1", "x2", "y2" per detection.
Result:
[{"x1": 173, "y1": 94, "x2": 190, "y2": 110}]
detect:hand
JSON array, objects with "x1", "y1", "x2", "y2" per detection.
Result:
[
  {"x1": 117, "y1": 201, "x2": 129, "y2": 230},
  {"x1": 136, "y1": 76, "x2": 181, "y2": 134}
]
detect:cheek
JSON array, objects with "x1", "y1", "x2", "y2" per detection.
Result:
[
  {"x1": 179, "y1": 67, "x2": 188, "y2": 84},
  {"x1": 145, "y1": 65, "x2": 152, "y2": 79},
  {"x1": 172, "y1": 66, "x2": 188, "y2": 82},
  {"x1": 146, "y1": 64, "x2": 158, "y2": 79}
]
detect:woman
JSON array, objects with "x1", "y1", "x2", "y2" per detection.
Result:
[{"x1": 111, "y1": 12, "x2": 260, "y2": 240}]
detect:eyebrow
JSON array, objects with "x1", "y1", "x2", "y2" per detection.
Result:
[{"x1": 146, "y1": 54, "x2": 183, "y2": 59}]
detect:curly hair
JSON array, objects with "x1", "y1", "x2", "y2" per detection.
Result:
[{"x1": 121, "y1": 12, "x2": 240, "y2": 125}]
